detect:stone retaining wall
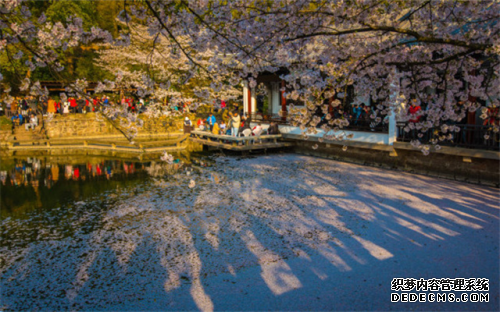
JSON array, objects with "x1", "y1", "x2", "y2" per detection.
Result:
[
  {"x1": 45, "y1": 116, "x2": 120, "y2": 138},
  {"x1": 44, "y1": 113, "x2": 186, "y2": 138},
  {"x1": 293, "y1": 141, "x2": 500, "y2": 187}
]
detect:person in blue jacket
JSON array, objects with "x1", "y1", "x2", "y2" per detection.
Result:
[
  {"x1": 11, "y1": 112, "x2": 24, "y2": 129},
  {"x1": 353, "y1": 104, "x2": 364, "y2": 125},
  {"x1": 206, "y1": 113, "x2": 216, "y2": 132}
]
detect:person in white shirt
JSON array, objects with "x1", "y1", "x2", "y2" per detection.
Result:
[
  {"x1": 25, "y1": 114, "x2": 38, "y2": 131},
  {"x1": 219, "y1": 120, "x2": 227, "y2": 135},
  {"x1": 63, "y1": 101, "x2": 70, "y2": 114},
  {"x1": 242, "y1": 128, "x2": 252, "y2": 137},
  {"x1": 183, "y1": 117, "x2": 193, "y2": 134},
  {"x1": 252, "y1": 122, "x2": 263, "y2": 136}
]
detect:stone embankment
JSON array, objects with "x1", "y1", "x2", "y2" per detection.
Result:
[
  {"x1": 292, "y1": 138, "x2": 500, "y2": 187},
  {"x1": 2, "y1": 114, "x2": 498, "y2": 186},
  {"x1": 0, "y1": 113, "x2": 203, "y2": 154},
  {"x1": 1, "y1": 113, "x2": 189, "y2": 141}
]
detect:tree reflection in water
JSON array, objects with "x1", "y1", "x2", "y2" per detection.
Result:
[{"x1": 0, "y1": 154, "x2": 498, "y2": 311}]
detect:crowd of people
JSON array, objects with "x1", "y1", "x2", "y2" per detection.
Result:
[
  {"x1": 5, "y1": 95, "x2": 115, "y2": 130},
  {"x1": 396, "y1": 97, "x2": 500, "y2": 146},
  {"x1": 3, "y1": 94, "x2": 198, "y2": 132},
  {"x1": 317, "y1": 97, "x2": 499, "y2": 133},
  {"x1": 185, "y1": 111, "x2": 280, "y2": 137},
  {"x1": 403, "y1": 97, "x2": 499, "y2": 127},
  {"x1": 4, "y1": 95, "x2": 110, "y2": 118},
  {"x1": 5, "y1": 92, "x2": 496, "y2": 145}
]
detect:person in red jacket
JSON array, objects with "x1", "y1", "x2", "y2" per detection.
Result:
[
  {"x1": 69, "y1": 97, "x2": 78, "y2": 114},
  {"x1": 85, "y1": 98, "x2": 90, "y2": 113},
  {"x1": 408, "y1": 99, "x2": 421, "y2": 123},
  {"x1": 197, "y1": 118, "x2": 206, "y2": 130},
  {"x1": 93, "y1": 97, "x2": 100, "y2": 112},
  {"x1": 54, "y1": 101, "x2": 61, "y2": 114}
]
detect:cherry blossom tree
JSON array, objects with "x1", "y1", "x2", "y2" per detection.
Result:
[
  {"x1": 94, "y1": 21, "x2": 241, "y2": 105},
  {"x1": 1, "y1": 0, "x2": 498, "y2": 149}
]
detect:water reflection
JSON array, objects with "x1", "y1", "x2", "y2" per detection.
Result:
[
  {"x1": 2, "y1": 154, "x2": 495, "y2": 311},
  {"x1": 0, "y1": 153, "x2": 212, "y2": 216}
]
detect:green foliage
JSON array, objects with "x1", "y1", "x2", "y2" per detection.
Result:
[
  {"x1": 95, "y1": 0, "x2": 123, "y2": 36},
  {"x1": 74, "y1": 50, "x2": 114, "y2": 82},
  {"x1": 30, "y1": 67, "x2": 56, "y2": 82},
  {"x1": 196, "y1": 105, "x2": 213, "y2": 114},
  {"x1": 45, "y1": 0, "x2": 95, "y2": 30},
  {"x1": 263, "y1": 96, "x2": 269, "y2": 114},
  {"x1": 25, "y1": 0, "x2": 53, "y2": 18},
  {"x1": 0, "y1": 53, "x2": 28, "y2": 93},
  {"x1": 0, "y1": 116, "x2": 12, "y2": 126}
]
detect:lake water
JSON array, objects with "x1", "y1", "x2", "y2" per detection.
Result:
[
  {"x1": 1, "y1": 152, "x2": 498, "y2": 311},
  {"x1": 1, "y1": 152, "x2": 207, "y2": 218}
]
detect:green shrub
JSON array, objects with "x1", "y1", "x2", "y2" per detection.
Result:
[
  {"x1": 196, "y1": 104, "x2": 212, "y2": 114},
  {"x1": 0, "y1": 116, "x2": 12, "y2": 126}
]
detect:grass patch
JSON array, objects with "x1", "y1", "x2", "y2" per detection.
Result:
[{"x1": 0, "y1": 116, "x2": 12, "y2": 130}]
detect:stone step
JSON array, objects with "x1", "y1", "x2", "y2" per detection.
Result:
[
  {"x1": 13, "y1": 134, "x2": 45, "y2": 139},
  {"x1": 11, "y1": 131, "x2": 42, "y2": 136},
  {"x1": 12, "y1": 128, "x2": 44, "y2": 135},
  {"x1": 9, "y1": 129, "x2": 46, "y2": 141}
]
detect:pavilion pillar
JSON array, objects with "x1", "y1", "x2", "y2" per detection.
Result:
[
  {"x1": 271, "y1": 82, "x2": 281, "y2": 115},
  {"x1": 266, "y1": 84, "x2": 272, "y2": 115},
  {"x1": 281, "y1": 80, "x2": 287, "y2": 120},
  {"x1": 388, "y1": 71, "x2": 400, "y2": 146},
  {"x1": 243, "y1": 81, "x2": 250, "y2": 115},
  {"x1": 251, "y1": 88, "x2": 257, "y2": 116},
  {"x1": 388, "y1": 107, "x2": 397, "y2": 145}
]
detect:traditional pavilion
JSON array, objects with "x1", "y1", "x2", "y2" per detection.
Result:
[{"x1": 242, "y1": 71, "x2": 288, "y2": 118}]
